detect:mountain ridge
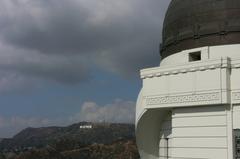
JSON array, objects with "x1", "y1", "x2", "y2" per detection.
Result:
[{"x1": 0, "y1": 122, "x2": 135, "y2": 151}]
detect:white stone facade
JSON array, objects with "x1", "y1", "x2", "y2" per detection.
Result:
[{"x1": 136, "y1": 44, "x2": 240, "y2": 159}]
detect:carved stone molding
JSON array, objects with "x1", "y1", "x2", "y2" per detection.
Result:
[
  {"x1": 141, "y1": 64, "x2": 222, "y2": 79},
  {"x1": 141, "y1": 58, "x2": 232, "y2": 79},
  {"x1": 146, "y1": 92, "x2": 220, "y2": 106},
  {"x1": 233, "y1": 92, "x2": 240, "y2": 101}
]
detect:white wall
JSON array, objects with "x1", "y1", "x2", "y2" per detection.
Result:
[
  {"x1": 159, "y1": 112, "x2": 172, "y2": 159},
  {"x1": 171, "y1": 105, "x2": 228, "y2": 159},
  {"x1": 233, "y1": 105, "x2": 240, "y2": 129},
  {"x1": 160, "y1": 44, "x2": 240, "y2": 67}
]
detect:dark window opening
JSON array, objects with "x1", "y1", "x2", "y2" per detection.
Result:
[
  {"x1": 189, "y1": 51, "x2": 201, "y2": 62},
  {"x1": 235, "y1": 129, "x2": 240, "y2": 159},
  {"x1": 166, "y1": 138, "x2": 169, "y2": 159}
]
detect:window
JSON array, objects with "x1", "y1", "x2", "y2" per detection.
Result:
[
  {"x1": 189, "y1": 51, "x2": 201, "y2": 62},
  {"x1": 166, "y1": 138, "x2": 169, "y2": 159},
  {"x1": 235, "y1": 129, "x2": 240, "y2": 158}
]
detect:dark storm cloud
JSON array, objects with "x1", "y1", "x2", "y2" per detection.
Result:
[
  {"x1": 0, "y1": 0, "x2": 170, "y2": 86},
  {"x1": 0, "y1": 43, "x2": 89, "y2": 85}
]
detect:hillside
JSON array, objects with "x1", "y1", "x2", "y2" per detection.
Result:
[
  {"x1": 0, "y1": 122, "x2": 139, "y2": 159},
  {"x1": 12, "y1": 139, "x2": 139, "y2": 159},
  {"x1": 0, "y1": 122, "x2": 135, "y2": 151}
]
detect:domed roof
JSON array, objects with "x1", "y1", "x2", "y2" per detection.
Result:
[{"x1": 161, "y1": 0, "x2": 240, "y2": 58}]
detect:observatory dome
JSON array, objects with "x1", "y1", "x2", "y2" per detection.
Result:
[{"x1": 161, "y1": 0, "x2": 240, "y2": 58}]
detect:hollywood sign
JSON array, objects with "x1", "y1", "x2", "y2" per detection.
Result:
[{"x1": 79, "y1": 125, "x2": 92, "y2": 129}]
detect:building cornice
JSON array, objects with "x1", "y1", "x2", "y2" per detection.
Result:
[{"x1": 141, "y1": 58, "x2": 231, "y2": 79}]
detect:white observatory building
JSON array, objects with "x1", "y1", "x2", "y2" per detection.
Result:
[{"x1": 135, "y1": 0, "x2": 240, "y2": 159}]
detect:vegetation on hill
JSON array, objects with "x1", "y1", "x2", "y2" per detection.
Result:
[{"x1": 0, "y1": 122, "x2": 140, "y2": 159}]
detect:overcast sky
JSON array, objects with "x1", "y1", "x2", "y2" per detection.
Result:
[{"x1": 0, "y1": 0, "x2": 170, "y2": 138}]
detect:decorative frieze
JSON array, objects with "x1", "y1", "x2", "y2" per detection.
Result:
[
  {"x1": 232, "y1": 64, "x2": 240, "y2": 69},
  {"x1": 233, "y1": 92, "x2": 240, "y2": 101},
  {"x1": 146, "y1": 92, "x2": 220, "y2": 106}
]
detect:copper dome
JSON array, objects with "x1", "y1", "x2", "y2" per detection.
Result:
[{"x1": 161, "y1": 0, "x2": 240, "y2": 58}]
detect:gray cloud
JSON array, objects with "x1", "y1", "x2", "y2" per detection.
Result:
[
  {"x1": 70, "y1": 99, "x2": 136, "y2": 123},
  {"x1": 0, "y1": 42, "x2": 89, "y2": 84},
  {"x1": 0, "y1": 0, "x2": 170, "y2": 88}
]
